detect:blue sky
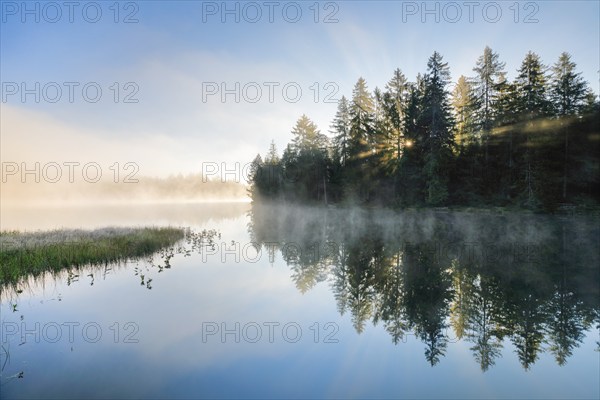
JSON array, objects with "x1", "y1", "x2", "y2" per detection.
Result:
[{"x1": 1, "y1": 0, "x2": 599, "y2": 177}]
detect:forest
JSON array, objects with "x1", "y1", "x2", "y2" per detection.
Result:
[{"x1": 249, "y1": 48, "x2": 600, "y2": 210}]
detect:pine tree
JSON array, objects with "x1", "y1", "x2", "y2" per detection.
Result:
[
  {"x1": 264, "y1": 140, "x2": 279, "y2": 164},
  {"x1": 403, "y1": 76, "x2": 425, "y2": 148},
  {"x1": 452, "y1": 75, "x2": 477, "y2": 147},
  {"x1": 398, "y1": 77, "x2": 426, "y2": 205},
  {"x1": 291, "y1": 114, "x2": 328, "y2": 152},
  {"x1": 286, "y1": 115, "x2": 330, "y2": 202},
  {"x1": 514, "y1": 52, "x2": 551, "y2": 207},
  {"x1": 515, "y1": 51, "x2": 551, "y2": 118},
  {"x1": 493, "y1": 73, "x2": 520, "y2": 200},
  {"x1": 373, "y1": 86, "x2": 393, "y2": 155},
  {"x1": 472, "y1": 46, "x2": 506, "y2": 161},
  {"x1": 550, "y1": 52, "x2": 588, "y2": 116},
  {"x1": 550, "y1": 52, "x2": 589, "y2": 200},
  {"x1": 347, "y1": 78, "x2": 376, "y2": 201},
  {"x1": 419, "y1": 52, "x2": 455, "y2": 205},
  {"x1": 330, "y1": 96, "x2": 351, "y2": 166},
  {"x1": 349, "y1": 77, "x2": 375, "y2": 160},
  {"x1": 385, "y1": 68, "x2": 410, "y2": 161},
  {"x1": 451, "y1": 75, "x2": 481, "y2": 203},
  {"x1": 247, "y1": 154, "x2": 264, "y2": 201}
]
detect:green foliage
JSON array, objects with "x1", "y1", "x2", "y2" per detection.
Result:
[
  {"x1": 250, "y1": 49, "x2": 599, "y2": 210},
  {"x1": 0, "y1": 227, "x2": 185, "y2": 285}
]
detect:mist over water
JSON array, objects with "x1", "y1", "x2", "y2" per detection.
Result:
[
  {"x1": 1, "y1": 202, "x2": 598, "y2": 398},
  {"x1": 0, "y1": 202, "x2": 249, "y2": 231},
  {"x1": 0, "y1": 172, "x2": 248, "y2": 208},
  {"x1": 247, "y1": 204, "x2": 600, "y2": 368}
]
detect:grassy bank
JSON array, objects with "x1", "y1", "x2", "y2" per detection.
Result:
[{"x1": 0, "y1": 227, "x2": 185, "y2": 285}]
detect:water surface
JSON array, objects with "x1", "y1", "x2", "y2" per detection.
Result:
[{"x1": 1, "y1": 203, "x2": 598, "y2": 399}]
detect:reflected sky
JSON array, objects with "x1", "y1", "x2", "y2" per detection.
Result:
[{"x1": 1, "y1": 204, "x2": 598, "y2": 399}]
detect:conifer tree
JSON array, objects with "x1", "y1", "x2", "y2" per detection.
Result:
[
  {"x1": 347, "y1": 77, "x2": 376, "y2": 200},
  {"x1": 472, "y1": 47, "x2": 506, "y2": 160},
  {"x1": 514, "y1": 51, "x2": 551, "y2": 207},
  {"x1": 550, "y1": 52, "x2": 589, "y2": 200},
  {"x1": 419, "y1": 52, "x2": 455, "y2": 205},
  {"x1": 330, "y1": 96, "x2": 351, "y2": 166}
]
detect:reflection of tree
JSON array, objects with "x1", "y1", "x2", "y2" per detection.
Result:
[
  {"x1": 501, "y1": 271, "x2": 549, "y2": 371},
  {"x1": 285, "y1": 241, "x2": 329, "y2": 294},
  {"x1": 345, "y1": 238, "x2": 380, "y2": 333},
  {"x1": 373, "y1": 249, "x2": 407, "y2": 344},
  {"x1": 464, "y1": 274, "x2": 504, "y2": 371},
  {"x1": 248, "y1": 203, "x2": 600, "y2": 369},
  {"x1": 448, "y1": 251, "x2": 507, "y2": 371},
  {"x1": 547, "y1": 289, "x2": 585, "y2": 365},
  {"x1": 402, "y1": 242, "x2": 453, "y2": 365},
  {"x1": 331, "y1": 242, "x2": 351, "y2": 316},
  {"x1": 545, "y1": 224, "x2": 590, "y2": 365},
  {"x1": 595, "y1": 311, "x2": 600, "y2": 353},
  {"x1": 450, "y1": 263, "x2": 472, "y2": 340}
]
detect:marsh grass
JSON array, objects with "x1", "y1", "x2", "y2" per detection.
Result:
[{"x1": 0, "y1": 227, "x2": 185, "y2": 285}]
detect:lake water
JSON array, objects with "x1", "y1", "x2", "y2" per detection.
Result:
[{"x1": 1, "y1": 203, "x2": 599, "y2": 399}]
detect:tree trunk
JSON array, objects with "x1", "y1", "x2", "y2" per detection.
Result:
[{"x1": 562, "y1": 122, "x2": 569, "y2": 200}]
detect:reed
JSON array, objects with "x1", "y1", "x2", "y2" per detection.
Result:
[{"x1": 0, "y1": 227, "x2": 185, "y2": 285}]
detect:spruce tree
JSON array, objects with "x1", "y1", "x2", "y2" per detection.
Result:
[
  {"x1": 452, "y1": 75, "x2": 477, "y2": 147},
  {"x1": 348, "y1": 77, "x2": 376, "y2": 201},
  {"x1": 550, "y1": 52, "x2": 588, "y2": 116},
  {"x1": 419, "y1": 52, "x2": 455, "y2": 205},
  {"x1": 550, "y1": 52, "x2": 589, "y2": 200},
  {"x1": 330, "y1": 96, "x2": 351, "y2": 166},
  {"x1": 514, "y1": 51, "x2": 551, "y2": 207},
  {"x1": 515, "y1": 51, "x2": 551, "y2": 118},
  {"x1": 349, "y1": 77, "x2": 376, "y2": 159},
  {"x1": 472, "y1": 46, "x2": 506, "y2": 160}
]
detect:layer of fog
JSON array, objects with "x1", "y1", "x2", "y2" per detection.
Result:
[
  {"x1": 1, "y1": 172, "x2": 248, "y2": 207},
  {"x1": 1, "y1": 202, "x2": 249, "y2": 231},
  {"x1": 249, "y1": 202, "x2": 600, "y2": 263}
]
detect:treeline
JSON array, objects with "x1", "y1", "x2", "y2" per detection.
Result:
[{"x1": 249, "y1": 48, "x2": 600, "y2": 210}]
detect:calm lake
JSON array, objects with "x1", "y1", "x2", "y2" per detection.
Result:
[{"x1": 1, "y1": 203, "x2": 599, "y2": 399}]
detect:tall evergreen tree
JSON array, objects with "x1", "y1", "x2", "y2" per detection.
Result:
[
  {"x1": 291, "y1": 114, "x2": 328, "y2": 152},
  {"x1": 514, "y1": 51, "x2": 551, "y2": 207},
  {"x1": 550, "y1": 52, "x2": 589, "y2": 200},
  {"x1": 515, "y1": 51, "x2": 551, "y2": 118},
  {"x1": 397, "y1": 77, "x2": 426, "y2": 205},
  {"x1": 284, "y1": 116, "x2": 330, "y2": 202},
  {"x1": 349, "y1": 77, "x2": 376, "y2": 159},
  {"x1": 373, "y1": 86, "x2": 393, "y2": 156},
  {"x1": 330, "y1": 96, "x2": 351, "y2": 166},
  {"x1": 419, "y1": 52, "x2": 455, "y2": 205},
  {"x1": 264, "y1": 140, "x2": 279, "y2": 164},
  {"x1": 550, "y1": 52, "x2": 588, "y2": 116},
  {"x1": 347, "y1": 77, "x2": 376, "y2": 201},
  {"x1": 381, "y1": 69, "x2": 411, "y2": 202},
  {"x1": 451, "y1": 75, "x2": 481, "y2": 203},
  {"x1": 452, "y1": 75, "x2": 477, "y2": 147},
  {"x1": 472, "y1": 46, "x2": 506, "y2": 159},
  {"x1": 385, "y1": 68, "x2": 410, "y2": 160},
  {"x1": 490, "y1": 73, "x2": 521, "y2": 201},
  {"x1": 248, "y1": 154, "x2": 264, "y2": 201}
]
